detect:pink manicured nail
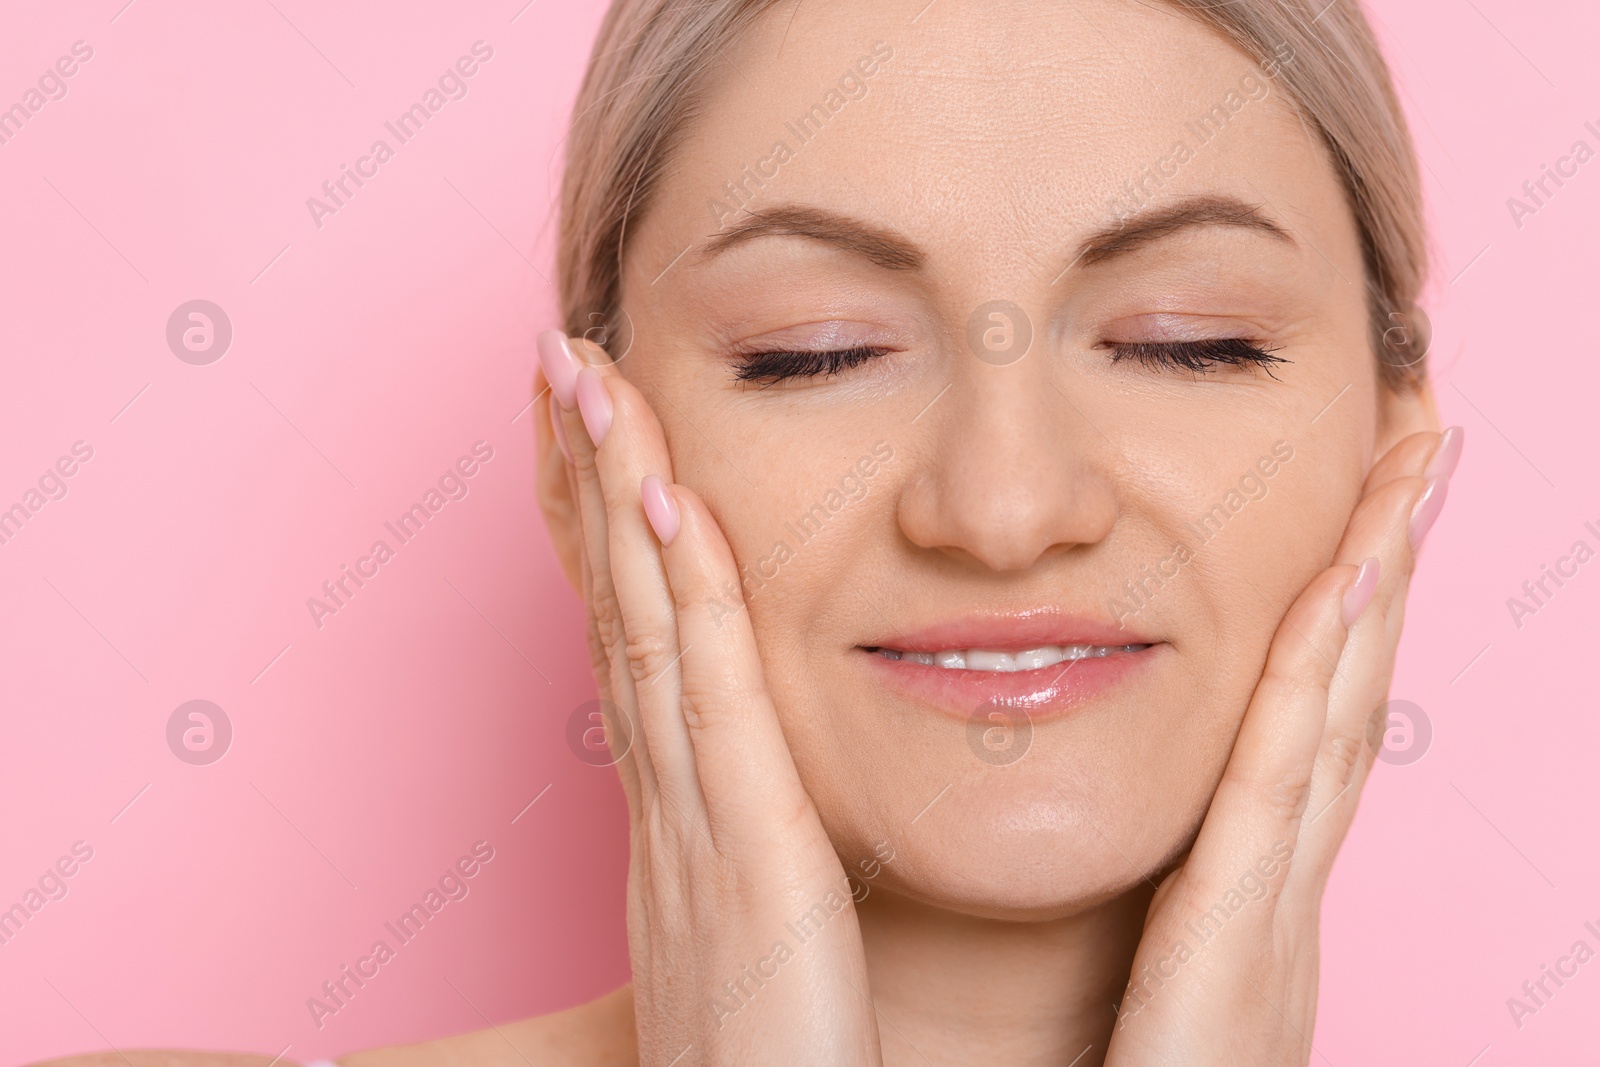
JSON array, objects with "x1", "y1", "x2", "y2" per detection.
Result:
[
  {"x1": 641, "y1": 475, "x2": 680, "y2": 546},
  {"x1": 575, "y1": 367, "x2": 613, "y2": 446},
  {"x1": 1409, "y1": 476, "x2": 1448, "y2": 550},
  {"x1": 1424, "y1": 425, "x2": 1464, "y2": 482},
  {"x1": 537, "y1": 329, "x2": 582, "y2": 409},
  {"x1": 1341, "y1": 557, "x2": 1380, "y2": 627},
  {"x1": 549, "y1": 394, "x2": 571, "y2": 462}
]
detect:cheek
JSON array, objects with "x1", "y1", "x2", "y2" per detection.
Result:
[
  {"x1": 647, "y1": 388, "x2": 880, "y2": 638},
  {"x1": 1106, "y1": 415, "x2": 1365, "y2": 783},
  {"x1": 681, "y1": 453, "x2": 896, "y2": 836},
  {"x1": 634, "y1": 350, "x2": 887, "y2": 596},
  {"x1": 1164, "y1": 432, "x2": 1365, "y2": 706}
]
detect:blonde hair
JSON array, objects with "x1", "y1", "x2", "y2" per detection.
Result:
[{"x1": 557, "y1": 0, "x2": 1428, "y2": 388}]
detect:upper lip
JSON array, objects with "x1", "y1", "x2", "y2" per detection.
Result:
[{"x1": 862, "y1": 609, "x2": 1157, "y2": 653}]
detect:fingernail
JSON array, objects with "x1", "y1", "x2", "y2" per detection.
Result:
[
  {"x1": 549, "y1": 393, "x2": 571, "y2": 462},
  {"x1": 537, "y1": 329, "x2": 582, "y2": 409},
  {"x1": 1341, "y1": 556, "x2": 1380, "y2": 627},
  {"x1": 576, "y1": 367, "x2": 613, "y2": 446},
  {"x1": 641, "y1": 475, "x2": 680, "y2": 546},
  {"x1": 1424, "y1": 425, "x2": 1464, "y2": 482},
  {"x1": 1409, "y1": 476, "x2": 1448, "y2": 550}
]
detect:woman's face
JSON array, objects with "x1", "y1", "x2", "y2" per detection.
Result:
[{"x1": 579, "y1": 0, "x2": 1431, "y2": 916}]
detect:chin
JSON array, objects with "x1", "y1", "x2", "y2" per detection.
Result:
[
  {"x1": 818, "y1": 754, "x2": 1211, "y2": 921},
  {"x1": 782, "y1": 638, "x2": 1236, "y2": 917}
]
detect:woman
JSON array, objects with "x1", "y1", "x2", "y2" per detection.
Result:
[{"x1": 40, "y1": 0, "x2": 1459, "y2": 1063}]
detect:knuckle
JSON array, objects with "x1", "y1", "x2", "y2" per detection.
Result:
[
  {"x1": 1262, "y1": 775, "x2": 1312, "y2": 822},
  {"x1": 673, "y1": 581, "x2": 728, "y2": 622},
  {"x1": 603, "y1": 482, "x2": 633, "y2": 528},
  {"x1": 570, "y1": 442, "x2": 600, "y2": 479},
  {"x1": 704, "y1": 593, "x2": 747, "y2": 631},
  {"x1": 623, "y1": 627, "x2": 678, "y2": 686},
  {"x1": 1322, "y1": 730, "x2": 1366, "y2": 788},
  {"x1": 592, "y1": 597, "x2": 625, "y2": 652},
  {"x1": 680, "y1": 674, "x2": 758, "y2": 731},
  {"x1": 1363, "y1": 702, "x2": 1390, "y2": 773},
  {"x1": 584, "y1": 622, "x2": 612, "y2": 681},
  {"x1": 1227, "y1": 766, "x2": 1311, "y2": 823}
]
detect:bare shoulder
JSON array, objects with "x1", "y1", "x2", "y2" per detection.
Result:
[
  {"x1": 339, "y1": 984, "x2": 636, "y2": 1067},
  {"x1": 28, "y1": 986, "x2": 637, "y2": 1067}
]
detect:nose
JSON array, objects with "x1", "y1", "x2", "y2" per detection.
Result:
[{"x1": 895, "y1": 360, "x2": 1118, "y2": 572}]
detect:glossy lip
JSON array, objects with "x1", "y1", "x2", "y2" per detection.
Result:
[{"x1": 857, "y1": 610, "x2": 1163, "y2": 721}]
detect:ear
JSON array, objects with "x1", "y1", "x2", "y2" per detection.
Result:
[
  {"x1": 534, "y1": 366, "x2": 584, "y2": 595},
  {"x1": 1374, "y1": 374, "x2": 1440, "y2": 460}
]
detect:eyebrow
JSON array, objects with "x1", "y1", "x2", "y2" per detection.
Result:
[
  {"x1": 1072, "y1": 195, "x2": 1294, "y2": 267},
  {"x1": 695, "y1": 194, "x2": 1292, "y2": 274},
  {"x1": 698, "y1": 205, "x2": 924, "y2": 271}
]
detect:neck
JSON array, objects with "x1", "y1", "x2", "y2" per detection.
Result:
[{"x1": 854, "y1": 886, "x2": 1152, "y2": 1067}]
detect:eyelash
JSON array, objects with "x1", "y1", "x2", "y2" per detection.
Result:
[
  {"x1": 1107, "y1": 337, "x2": 1290, "y2": 378},
  {"x1": 733, "y1": 345, "x2": 891, "y2": 385},
  {"x1": 733, "y1": 338, "x2": 1289, "y2": 385}
]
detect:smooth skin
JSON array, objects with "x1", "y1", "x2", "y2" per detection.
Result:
[
  {"x1": 33, "y1": 0, "x2": 1456, "y2": 1064},
  {"x1": 521, "y1": 347, "x2": 1451, "y2": 1067}
]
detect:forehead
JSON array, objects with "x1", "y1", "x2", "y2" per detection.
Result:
[{"x1": 635, "y1": 0, "x2": 1350, "y2": 283}]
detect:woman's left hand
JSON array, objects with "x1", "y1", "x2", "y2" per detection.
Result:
[{"x1": 1104, "y1": 426, "x2": 1459, "y2": 1066}]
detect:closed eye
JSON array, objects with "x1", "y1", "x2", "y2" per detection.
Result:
[
  {"x1": 1105, "y1": 337, "x2": 1290, "y2": 379},
  {"x1": 730, "y1": 337, "x2": 1288, "y2": 385},
  {"x1": 733, "y1": 345, "x2": 892, "y2": 386}
]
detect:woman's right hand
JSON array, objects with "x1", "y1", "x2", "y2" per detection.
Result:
[{"x1": 538, "y1": 331, "x2": 884, "y2": 1067}]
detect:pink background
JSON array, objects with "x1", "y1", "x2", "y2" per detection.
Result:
[{"x1": 0, "y1": 1, "x2": 1594, "y2": 1064}]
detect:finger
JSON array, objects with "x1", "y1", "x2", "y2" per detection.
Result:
[
  {"x1": 1340, "y1": 427, "x2": 1454, "y2": 672},
  {"x1": 576, "y1": 364, "x2": 708, "y2": 820},
  {"x1": 1177, "y1": 562, "x2": 1365, "y2": 918},
  {"x1": 648, "y1": 479, "x2": 827, "y2": 861},
  {"x1": 1360, "y1": 425, "x2": 1458, "y2": 497},
  {"x1": 536, "y1": 365, "x2": 644, "y2": 816},
  {"x1": 1285, "y1": 480, "x2": 1420, "y2": 895},
  {"x1": 1294, "y1": 428, "x2": 1459, "y2": 884},
  {"x1": 539, "y1": 331, "x2": 663, "y2": 806}
]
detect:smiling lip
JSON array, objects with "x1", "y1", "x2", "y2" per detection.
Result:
[{"x1": 857, "y1": 611, "x2": 1161, "y2": 719}]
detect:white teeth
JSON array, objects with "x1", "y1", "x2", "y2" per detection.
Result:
[
  {"x1": 1013, "y1": 647, "x2": 1057, "y2": 671},
  {"x1": 876, "y1": 644, "x2": 1148, "y2": 671},
  {"x1": 965, "y1": 649, "x2": 1013, "y2": 672}
]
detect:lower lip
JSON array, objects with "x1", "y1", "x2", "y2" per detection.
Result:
[{"x1": 858, "y1": 644, "x2": 1159, "y2": 722}]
